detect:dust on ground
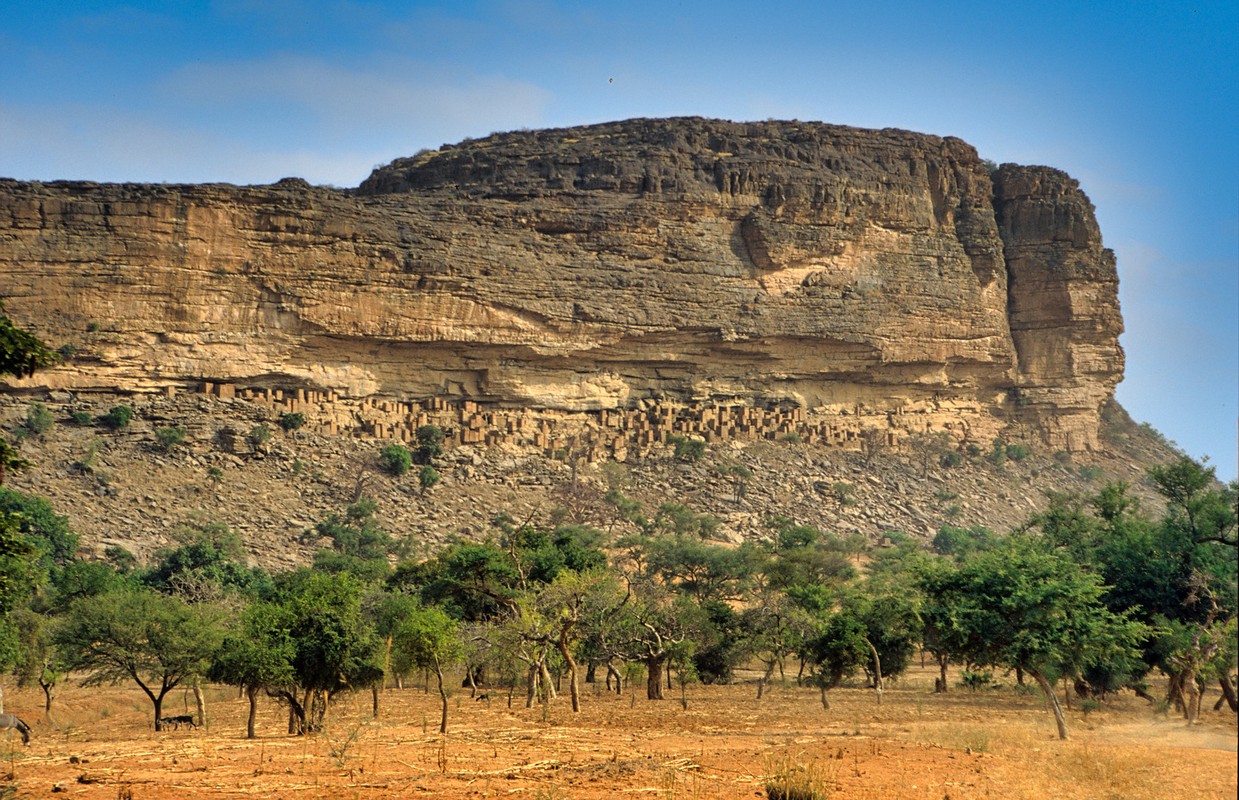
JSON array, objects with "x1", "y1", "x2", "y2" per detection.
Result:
[{"x1": 3, "y1": 663, "x2": 1234, "y2": 799}]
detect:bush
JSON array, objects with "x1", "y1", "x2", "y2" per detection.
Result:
[
  {"x1": 248, "y1": 423, "x2": 272, "y2": 447},
  {"x1": 415, "y1": 425, "x2": 445, "y2": 463},
  {"x1": 379, "y1": 444, "x2": 412, "y2": 476},
  {"x1": 939, "y1": 451, "x2": 962, "y2": 468},
  {"x1": 24, "y1": 401, "x2": 54, "y2": 435},
  {"x1": 418, "y1": 463, "x2": 440, "y2": 493},
  {"x1": 69, "y1": 410, "x2": 94, "y2": 426},
  {"x1": 1004, "y1": 443, "x2": 1032, "y2": 462},
  {"x1": 668, "y1": 434, "x2": 706, "y2": 462},
  {"x1": 99, "y1": 404, "x2": 134, "y2": 430},
  {"x1": 154, "y1": 425, "x2": 187, "y2": 451},
  {"x1": 279, "y1": 412, "x2": 305, "y2": 432}
]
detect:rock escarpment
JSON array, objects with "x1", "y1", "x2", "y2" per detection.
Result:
[{"x1": 0, "y1": 118, "x2": 1122, "y2": 451}]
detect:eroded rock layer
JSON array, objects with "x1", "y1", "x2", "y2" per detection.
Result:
[{"x1": 0, "y1": 117, "x2": 1122, "y2": 450}]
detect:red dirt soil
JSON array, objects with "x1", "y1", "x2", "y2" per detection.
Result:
[{"x1": 2, "y1": 664, "x2": 1235, "y2": 799}]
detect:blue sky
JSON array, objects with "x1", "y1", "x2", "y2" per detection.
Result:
[{"x1": 2, "y1": 0, "x2": 1236, "y2": 480}]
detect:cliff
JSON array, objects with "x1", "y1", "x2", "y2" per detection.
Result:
[{"x1": 0, "y1": 117, "x2": 1123, "y2": 452}]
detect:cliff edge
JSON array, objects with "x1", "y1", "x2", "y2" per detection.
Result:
[{"x1": 0, "y1": 117, "x2": 1123, "y2": 452}]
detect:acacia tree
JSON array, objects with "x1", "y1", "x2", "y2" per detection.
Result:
[
  {"x1": 208, "y1": 601, "x2": 296, "y2": 738},
  {"x1": 924, "y1": 536, "x2": 1147, "y2": 739},
  {"x1": 391, "y1": 603, "x2": 461, "y2": 733},
  {"x1": 55, "y1": 588, "x2": 223, "y2": 730},
  {"x1": 267, "y1": 569, "x2": 383, "y2": 734}
]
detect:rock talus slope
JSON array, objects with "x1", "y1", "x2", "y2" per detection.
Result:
[{"x1": 0, "y1": 117, "x2": 1122, "y2": 450}]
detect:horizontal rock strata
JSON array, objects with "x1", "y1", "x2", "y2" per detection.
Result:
[{"x1": 0, "y1": 117, "x2": 1123, "y2": 451}]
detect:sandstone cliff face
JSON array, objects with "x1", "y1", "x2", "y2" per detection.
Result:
[{"x1": 0, "y1": 118, "x2": 1122, "y2": 450}]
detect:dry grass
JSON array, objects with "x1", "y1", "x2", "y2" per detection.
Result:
[{"x1": 0, "y1": 663, "x2": 1233, "y2": 799}]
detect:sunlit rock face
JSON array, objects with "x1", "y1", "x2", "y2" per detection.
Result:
[{"x1": 0, "y1": 117, "x2": 1122, "y2": 450}]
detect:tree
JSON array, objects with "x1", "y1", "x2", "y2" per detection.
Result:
[
  {"x1": 414, "y1": 425, "x2": 445, "y2": 464},
  {"x1": 418, "y1": 464, "x2": 440, "y2": 494},
  {"x1": 391, "y1": 603, "x2": 461, "y2": 733},
  {"x1": 741, "y1": 592, "x2": 813, "y2": 699},
  {"x1": 0, "y1": 304, "x2": 58, "y2": 379},
  {"x1": 922, "y1": 537, "x2": 1147, "y2": 739},
  {"x1": 11, "y1": 608, "x2": 65, "y2": 717},
  {"x1": 208, "y1": 601, "x2": 296, "y2": 738},
  {"x1": 266, "y1": 569, "x2": 383, "y2": 734},
  {"x1": 55, "y1": 588, "x2": 223, "y2": 730},
  {"x1": 379, "y1": 444, "x2": 412, "y2": 476}
]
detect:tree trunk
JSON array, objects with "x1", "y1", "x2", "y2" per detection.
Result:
[
  {"x1": 820, "y1": 685, "x2": 830, "y2": 710},
  {"x1": 646, "y1": 656, "x2": 666, "y2": 700},
  {"x1": 1030, "y1": 670, "x2": 1069, "y2": 740},
  {"x1": 558, "y1": 630, "x2": 581, "y2": 713},
  {"x1": 757, "y1": 661, "x2": 775, "y2": 699},
  {"x1": 193, "y1": 680, "x2": 208, "y2": 730},
  {"x1": 937, "y1": 654, "x2": 949, "y2": 694},
  {"x1": 434, "y1": 662, "x2": 448, "y2": 734},
  {"x1": 1217, "y1": 673, "x2": 1238, "y2": 712},
  {"x1": 865, "y1": 639, "x2": 883, "y2": 705},
  {"x1": 1183, "y1": 668, "x2": 1200, "y2": 725},
  {"x1": 607, "y1": 662, "x2": 623, "y2": 695},
  {"x1": 153, "y1": 694, "x2": 164, "y2": 731},
  {"x1": 525, "y1": 663, "x2": 538, "y2": 709},
  {"x1": 40, "y1": 678, "x2": 56, "y2": 717},
  {"x1": 464, "y1": 665, "x2": 477, "y2": 698},
  {"x1": 540, "y1": 661, "x2": 558, "y2": 700},
  {"x1": 372, "y1": 684, "x2": 380, "y2": 718},
  {"x1": 246, "y1": 685, "x2": 259, "y2": 739}
]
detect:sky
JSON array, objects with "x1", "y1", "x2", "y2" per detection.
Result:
[{"x1": 1, "y1": 0, "x2": 1236, "y2": 480}]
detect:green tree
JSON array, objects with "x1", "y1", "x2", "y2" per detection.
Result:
[
  {"x1": 267, "y1": 569, "x2": 383, "y2": 733},
  {"x1": 0, "y1": 304, "x2": 58, "y2": 379},
  {"x1": 207, "y1": 601, "x2": 296, "y2": 738},
  {"x1": 154, "y1": 425, "x2": 187, "y2": 451},
  {"x1": 414, "y1": 425, "x2": 445, "y2": 464},
  {"x1": 0, "y1": 440, "x2": 30, "y2": 486},
  {"x1": 99, "y1": 404, "x2": 134, "y2": 430},
  {"x1": 922, "y1": 537, "x2": 1147, "y2": 739},
  {"x1": 378, "y1": 444, "x2": 412, "y2": 476},
  {"x1": 11, "y1": 607, "x2": 66, "y2": 717},
  {"x1": 55, "y1": 588, "x2": 224, "y2": 730},
  {"x1": 391, "y1": 603, "x2": 461, "y2": 733}
]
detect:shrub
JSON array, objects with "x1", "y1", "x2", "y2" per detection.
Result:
[
  {"x1": 832, "y1": 482, "x2": 856, "y2": 506},
  {"x1": 206, "y1": 466, "x2": 224, "y2": 483},
  {"x1": 415, "y1": 425, "x2": 445, "y2": 463},
  {"x1": 1004, "y1": 443, "x2": 1032, "y2": 462},
  {"x1": 961, "y1": 669, "x2": 993, "y2": 691},
  {"x1": 248, "y1": 423, "x2": 272, "y2": 446},
  {"x1": 69, "y1": 410, "x2": 94, "y2": 426},
  {"x1": 99, "y1": 404, "x2": 134, "y2": 430},
  {"x1": 24, "y1": 401, "x2": 54, "y2": 435},
  {"x1": 986, "y1": 438, "x2": 1007, "y2": 467},
  {"x1": 668, "y1": 434, "x2": 706, "y2": 462},
  {"x1": 279, "y1": 412, "x2": 305, "y2": 432},
  {"x1": 379, "y1": 444, "x2": 413, "y2": 476},
  {"x1": 154, "y1": 425, "x2": 187, "y2": 451},
  {"x1": 418, "y1": 464, "x2": 440, "y2": 493},
  {"x1": 1078, "y1": 465, "x2": 1103, "y2": 481},
  {"x1": 939, "y1": 451, "x2": 962, "y2": 468}
]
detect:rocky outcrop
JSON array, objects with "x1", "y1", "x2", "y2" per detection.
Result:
[{"x1": 0, "y1": 117, "x2": 1123, "y2": 451}]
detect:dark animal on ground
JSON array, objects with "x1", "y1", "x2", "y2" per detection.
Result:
[
  {"x1": 0, "y1": 712, "x2": 32, "y2": 744},
  {"x1": 159, "y1": 715, "x2": 197, "y2": 730}
]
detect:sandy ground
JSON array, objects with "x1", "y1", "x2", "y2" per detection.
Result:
[{"x1": 2, "y1": 664, "x2": 1235, "y2": 799}]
